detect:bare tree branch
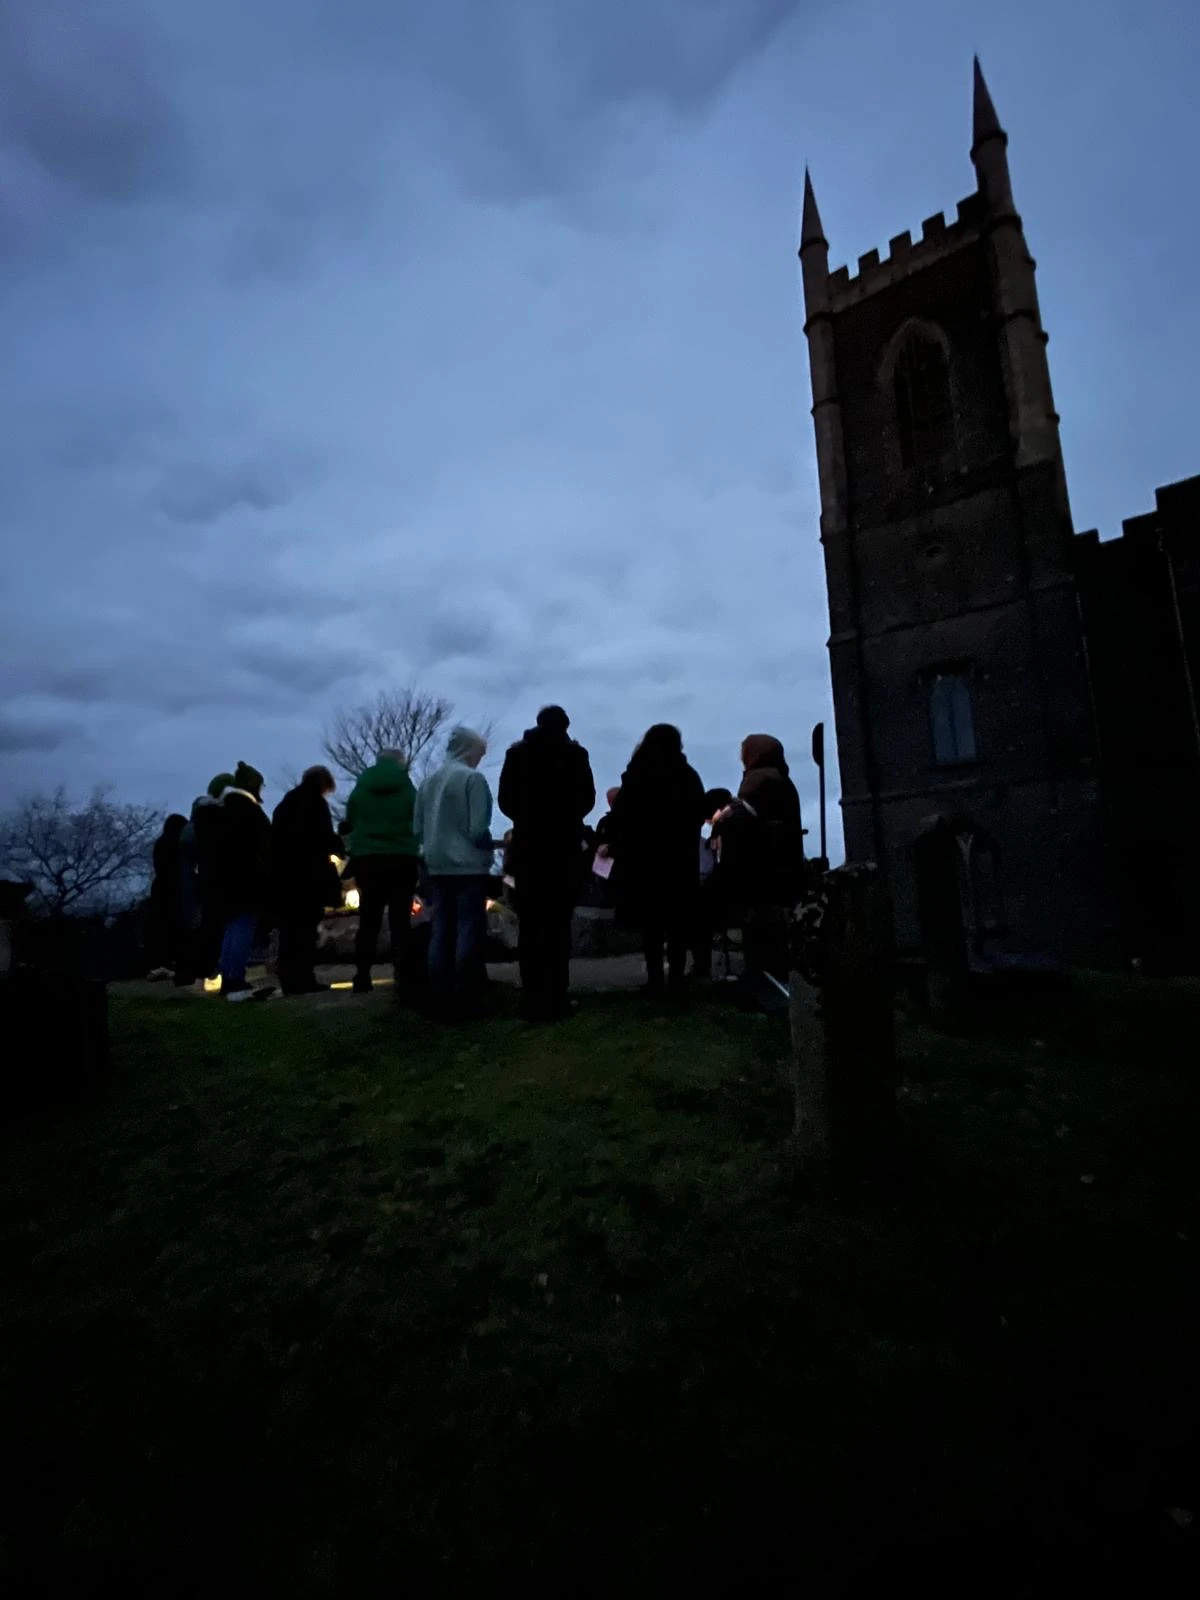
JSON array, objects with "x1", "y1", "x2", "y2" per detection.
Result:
[
  {"x1": 322, "y1": 687, "x2": 454, "y2": 782},
  {"x1": 0, "y1": 787, "x2": 159, "y2": 916}
]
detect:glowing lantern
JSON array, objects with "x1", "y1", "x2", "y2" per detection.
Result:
[{"x1": 344, "y1": 887, "x2": 361, "y2": 911}]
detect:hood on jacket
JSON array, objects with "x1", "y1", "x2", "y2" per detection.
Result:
[
  {"x1": 207, "y1": 772, "x2": 235, "y2": 799},
  {"x1": 741, "y1": 734, "x2": 789, "y2": 776},
  {"x1": 355, "y1": 757, "x2": 412, "y2": 796},
  {"x1": 446, "y1": 725, "x2": 487, "y2": 764},
  {"x1": 518, "y1": 718, "x2": 581, "y2": 759}
]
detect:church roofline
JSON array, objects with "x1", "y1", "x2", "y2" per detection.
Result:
[{"x1": 826, "y1": 192, "x2": 986, "y2": 310}]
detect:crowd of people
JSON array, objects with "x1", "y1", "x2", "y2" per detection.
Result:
[{"x1": 147, "y1": 706, "x2": 805, "y2": 1018}]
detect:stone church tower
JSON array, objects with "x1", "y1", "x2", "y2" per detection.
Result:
[{"x1": 800, "y1": 61, "x2": 1115, "y2": 968}]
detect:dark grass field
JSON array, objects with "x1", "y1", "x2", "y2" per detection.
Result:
[{"x1": 2, "y1": 977, "x2": 1197, "y2": 1592}]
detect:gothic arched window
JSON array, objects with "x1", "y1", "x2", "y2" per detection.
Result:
[
  {"x1": 893, "y1": 329, "x2": 955, "y2": 472},
  {"x1": 927, "y1": 668, "x2": 977, "y2": 765}
]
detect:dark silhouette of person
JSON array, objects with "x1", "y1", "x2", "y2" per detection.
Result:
[
  {"x1": 212, "y1": 762, "x2": 273, "y2": 1001},
  {"x1": 593, "y1": 786, "x2": 621, "y2": 855},
  {"x1": 180, "y1": 773, "x2": 234, "y2": 983},
  {"x1": 735, "y1": 734, "x2": 805, "y2": 984},
  {"x1": 344, "y1": 749, "x2": 420, "y2": 996},
  {"x1": 148, "y1": 814, "x2": 188, "y2": 979},
  {"x1": 608, "y1": 724, "x2": 707, "y2": 997},
  {"x1": 692, "y1": 786, "x2": 734, "y2": 981},
  {"x1": 499, "y1": 705, "x2": 596, "y2": 1021},
  {"x1": 271, "y1": 766, "x2": 342, "y2": 995},
  {"x1": 737, "y1": 735, "x2": 805, "y2": 900}
]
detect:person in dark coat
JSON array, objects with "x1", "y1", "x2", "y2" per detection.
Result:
[
  {"x1": 212, "y1": 761, "x2": 273, "y2": 1002},
  {"x1": 593, "y1": 787, "x2": 621, "y2": 855},
  {"x1": 737, "y1": 735, "x2": 805, "y2": 902},
  {"x1": 148, "y1": 814, "x2": 188, "y2": 979},
  {"x1": 498, "y1": 705, "x2": 596, "y2": 1021},
  {"x1": 271, "y1": 766, "x2": 342, "y2": 995},
  {"x1": 733, "y1": 734, "x2": 805, "y2": 984},
  {"x1": 181, "y1": 773, "x2": 233, "y2": 983},
  {"x1": 692, "y1": 786, "x2": 734, "y2": 981},
  {"x1": 608, "y1": 724, "x2": 708, "y2": 996}
]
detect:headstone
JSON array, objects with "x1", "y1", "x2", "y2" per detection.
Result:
[
  {"x1": 2, "y1": 893, "x2": 110, "y2": 1117},
  {"x1": 788, "y1": 967, "x2": 826, "y2": 1147},
  {"x1": 788, "y1": 865, "x2": 896, "y2": 1175},
  {"x1": 0, "y1": 881, "x2": 34, "y2": 975}
]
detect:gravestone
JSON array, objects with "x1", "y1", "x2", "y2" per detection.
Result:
[
  {"x1": 788, "y1": 865, "x2": 896, "y2": 1175},
  {"x1": 2, "y1": 890, "x2": 110, "y2": 1116},
  {"x1": 0, "y1": 881, "x2": 34, "y2": 975}
]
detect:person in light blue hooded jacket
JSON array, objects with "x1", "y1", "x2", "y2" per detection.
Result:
[{"x1": 414, "y1": 726, "x2": 493, "y2": 1015}]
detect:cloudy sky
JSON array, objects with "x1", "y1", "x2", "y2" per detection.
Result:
[{"x1": 1, "y1": 0, "x2": 1196, "y2": 843}]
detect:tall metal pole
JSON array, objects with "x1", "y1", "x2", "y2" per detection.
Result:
[{"x1": 812, "y1": 722, "x2": 828, "y2": 865}]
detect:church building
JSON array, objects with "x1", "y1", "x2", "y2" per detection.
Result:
[{"x1": 800, "y1": 62, "x2": 1199, "y2": 974}]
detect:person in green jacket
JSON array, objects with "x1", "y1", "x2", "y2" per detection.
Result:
[{"x1": 344, "y1": 749, "x2": 419, "y2": 995}]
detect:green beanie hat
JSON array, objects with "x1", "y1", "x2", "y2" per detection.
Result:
[
  {"x1": 233, "y1": 761, "x2": 265, "y2": 799},
  {"x1": 207, "y1": 772, "x2": 235, "y2": 799}
]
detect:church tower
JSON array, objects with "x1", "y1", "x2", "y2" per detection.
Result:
[{"x1": 800, "y1": 61, "x2": 1114, "y2": 967}]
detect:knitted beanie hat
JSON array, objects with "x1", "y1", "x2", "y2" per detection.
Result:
[{"x1": 233, "y1": 761, "x2": 265, "y2": 799}]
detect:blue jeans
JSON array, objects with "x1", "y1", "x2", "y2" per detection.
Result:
[
  {"x1": 219, "y1": 912, "x2": 257, "y2": 990},
  {"x1": 427, "y1": 876, "x2": 488, "y2": 1003}
]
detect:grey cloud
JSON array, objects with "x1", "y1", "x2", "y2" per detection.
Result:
[
  {"x1": 0, "y1": 0, "x2": 813, "y2": 278},
  {"x1": 550, "y1": 0, "x2": 805, "y2": 114},
  {"x1": 158, "y1": 0, "x2": 815, "y2": 218},
  {"x1": 422, "y1": 612, "x2": 496, "y2": 665},
  {"x1": 0, "y1": 717, "x2": 78, "y2": 755},
  {"x1": 36, "y1": 670, "x2": 112, "y2": 707},
  {"x1": 346, "y1": 0, "x2": 808, "y2": 117},
  {"x1": 154, "y1": 463, "x2": 293, "y2": 526},
  {"x1": 199, "y1": 575, "x2": 356, "y2": 627},
  {"x1": 0, "y1": 3, "x2": 186, "y2": 205},
  {"x1": 394, "y1": 0, "x2": 813, "y2": 201},
  {"x1": 4, "y1": 634, "x2": 365, "y2": 723},
  {"x1": 234, "y1": 644, "x2": 371, "y2": 698}
]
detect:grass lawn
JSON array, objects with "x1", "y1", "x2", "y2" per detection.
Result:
[{"x1": 2, "y1": 979, "x2": 1197, "y2": 1591}]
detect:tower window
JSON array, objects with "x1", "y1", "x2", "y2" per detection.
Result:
[
  {"x1": 928, "y1": 669, "x2": 977, "y2": 765},
  {"x1": 894, "y1": 331, "x2": 955, "y2": 472}
]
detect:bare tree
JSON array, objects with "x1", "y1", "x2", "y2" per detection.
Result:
[
  {"x1": 323, "y1": 687, "x2": 454, "y2": 782},
  {"x1": 0, "y1": 787, "x2": 160, "y2": 917}
]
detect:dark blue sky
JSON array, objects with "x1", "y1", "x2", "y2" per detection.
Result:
[{"x1": 1, "y1": 0, "x2": 1195, "y2": 842}]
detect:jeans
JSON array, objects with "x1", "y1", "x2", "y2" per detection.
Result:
[
  {"x1": 427, "y1": 875, "x2": 488, "y2": 1005},
  {"x1": 219, "y1": 912, "x2": 257, "y2": 990},
  {"x1": 354, "y1": 857, "x2": 419, "y2": 980}
]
